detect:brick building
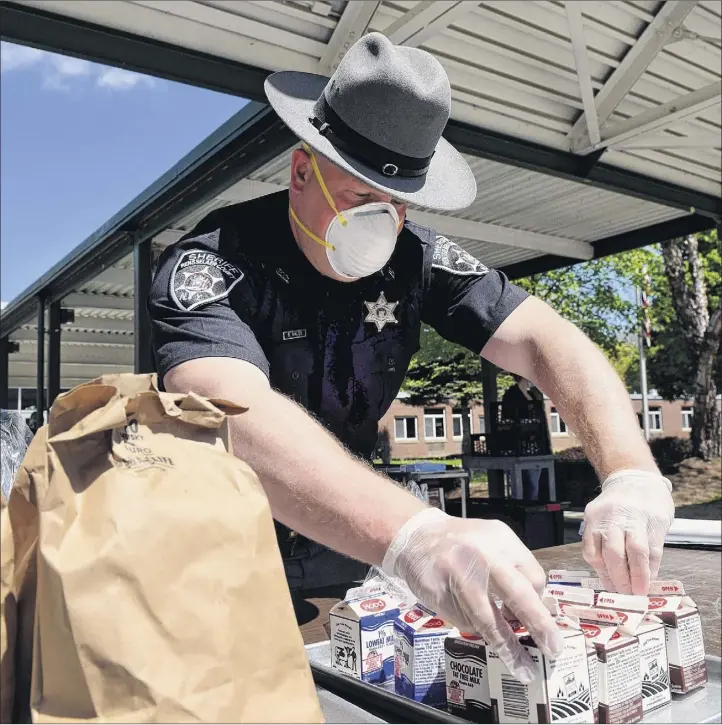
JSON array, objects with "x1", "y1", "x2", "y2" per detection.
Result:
[{"x1": 379, "y1": 392, "x2": 720, "y2": 459}]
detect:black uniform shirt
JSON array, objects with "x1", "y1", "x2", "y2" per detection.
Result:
[{"x1": 149, "y1": 190, "x2": 528, "y2": 459}]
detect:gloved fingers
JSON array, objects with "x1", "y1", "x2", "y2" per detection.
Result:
[
  {"x1": 475, "y1": 598, "x2": 537, "y2": 684},
  {"x1": 601, "y1": 525, "x2": 632, "y2": 594},
  {"x1": 648, "y1": 538, "x2": 665, "y2": 583},
  {"x1": 491, "y1": 565, "x2": 564, "y2": 659},
  {"x1": 514, "y1": 555, "x2": 547, "y2": 598},
  {"x1": 582, "y1": 527, "x2": 614, "y2": 590},
  {"x1": 625, "y1": 527, "x2": 651, "y2": 595}
]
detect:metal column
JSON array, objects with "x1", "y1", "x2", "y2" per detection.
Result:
[
  {"x1": 36, "y1": 296, "x2": 45, "y2": 422},
  {"x1": 48, "y1": 301, "x2": 61, "y2": 408},
  {"x1": 481, "y1": 358, "x2": 505, "y2": 498},
  {"x1": 134, "y1": 238, "x2": 155, "y2": 374},
  {"x1": 0, "y1": 338, "x2": 10, "y2": 409}
]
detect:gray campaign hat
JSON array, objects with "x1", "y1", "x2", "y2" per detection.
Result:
[{"x1": 264, "y1": 32, "x2": 477, "y2": 212}]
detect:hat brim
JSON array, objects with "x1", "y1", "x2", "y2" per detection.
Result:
[{"x1": 265, "y1": 71, "x2": 477, "y2": 212}]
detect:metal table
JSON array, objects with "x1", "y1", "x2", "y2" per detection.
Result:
[{"x1": 462, "y1": 454, "x2": 557, "y2": 501}]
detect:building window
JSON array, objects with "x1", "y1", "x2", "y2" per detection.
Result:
[
  {"x1": 394, "y1": 416, "x2": 418, "y2": 441},
  {"x1": 649, "y1": 406, "x2": 663, "y2": 432},
  {"x1": 452, "y1": 412, "x2": 473, "y2": 440},
  {"x1": 424, "y1": 408, "x2": 446, "y2": 441},
  {"x1": 681, "y1": 407, "x2": 693, "y2": 431},
  {"x1": 550, "y1": 407, "x2": 567, "y2": 435},
  {"x1": 478, "y1": 416, "x2": 486, "y2": 434},
  {"x1": 7, "y1": 387, "x2": 19, "y2": 410}
]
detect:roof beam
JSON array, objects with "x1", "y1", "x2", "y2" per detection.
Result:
[
  {"x1": 613, "y1": 133, "x2": 722, "y2": 150},
  {"x1": 317, "y1": 0, "x2": 381, "y2": 74},
  {"x1": 408, "y1": 210, "x2": 595, "y2": 260},
  {"x1": 599, "y1": 81, "x2": 722, "y2": 151},
  {"x1": 383, "y1": 1, "x2": 478, "y2": 48},
  {"x1": 565, "y1": 1, "x2": 600, "y2": 147},
  {"x1": 61, "y1": 293, "x2": 134, "y2": 311},
  {"x1": 9, "y1": 328, "x2": 134, "y2": 345},
  {"x1": 569, "y1": 0, "x2": 699, "y2": 154},
  {"x1": 217, "y1": 179, "x2": 595, "y2": 259}
]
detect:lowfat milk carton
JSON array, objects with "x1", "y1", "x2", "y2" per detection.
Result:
[
  {"x1": 394, "y1": 604, "x2": 453, "y2": 708},
  {"x1": 548, "y1": 570, "x2": 591, "y2": 587},
  {"x1": 487, "y1": 600, "x2": 594, "y2": 724},
  {"x1": 445, "y1": 629, "x2": 492, "y2": 723},
  {"x1": 648, "y1": 580, "x2": 707, "y2": 694},
  {"x1": 329, "y1": 585, "x2": 399, "y2": 685},
  {"x1": 564, "y1": 605, "x2": 642, "y2": 724}
]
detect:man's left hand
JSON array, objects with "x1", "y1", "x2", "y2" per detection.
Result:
[{"x1": 582, "y1": 469, "x2": 675, "y2": 595}]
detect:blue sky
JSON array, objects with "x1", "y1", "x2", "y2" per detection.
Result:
[{"x1": 0, "y1": 41, "x2": 249, "y2": 305}]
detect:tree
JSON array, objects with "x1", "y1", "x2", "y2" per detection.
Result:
[
  {"x1": 403, "y1": 328, "x2": 483, "y2": 453},
  {"x1": 660, "y1": 231, "x2": 721, "y2": 459}
]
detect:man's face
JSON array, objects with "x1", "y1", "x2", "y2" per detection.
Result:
[{"x1": 288, "y1": 146, "x2": 408, "y2": 280}]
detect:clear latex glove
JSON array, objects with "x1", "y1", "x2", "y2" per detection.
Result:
[
  {"x1": 382, "y1": 508, "x2": 564, "y2": 684},
  {"x1": 582, "y1": 469, "x2": 674, "y2": 595}
]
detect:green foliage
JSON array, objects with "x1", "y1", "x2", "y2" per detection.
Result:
[{"x1": 403, "y1": 327, "x2": 483, "y2": 407}]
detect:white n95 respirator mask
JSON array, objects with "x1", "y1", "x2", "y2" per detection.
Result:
[{"x1": 289, "y1": 145, "x2": 401, "y2": 280}]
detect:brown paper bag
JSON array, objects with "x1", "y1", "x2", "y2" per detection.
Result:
[{"x1": 1, "y1": 373, "x2": 323, "y2": 723}]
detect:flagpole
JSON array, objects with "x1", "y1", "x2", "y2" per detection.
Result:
[{"x1": 637, "y1": 267, "x2": 651, "y2": 442}]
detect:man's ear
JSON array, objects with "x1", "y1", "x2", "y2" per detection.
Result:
[{"x1": 290, "y1": 147, "x2": 312, "y2": 191}]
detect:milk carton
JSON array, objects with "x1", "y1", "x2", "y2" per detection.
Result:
[
  {"x1": 445, "y1": 630, "x2": 492, "y2": 723},
  {"x1": 394, "y1": 604, "x2": 453, "y2": 708},
  {"x1": 595, "y1": 592, "x2": 670, "y2": 715},
  {"x1": 329, "y1": 585, "x2": 399, "y2": 685},
  {"x1": 648, "y1": 580, "x2": 707, "y2": 694},
  {"x1": 564, "y1": 605, "x2": 643, "y2": 724},
  {"x1": 487, "y1": 601, "x2": 594, "y2": 723},
  {"x1": 580, "y1": 578, "x2": 605, "y2": 605},
  {"x1": 545, "y1": 585, "x2": 596, "y2": 608},
  {"x1": 548, "y1": 570, "x2": 592, "y2": 587}
]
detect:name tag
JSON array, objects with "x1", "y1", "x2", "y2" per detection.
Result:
[{"x1": 282, "y1": 329, "x2": 307, "y2": 341}]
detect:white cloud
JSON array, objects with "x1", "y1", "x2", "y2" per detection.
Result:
[
  {"x1": 0, "y1": 41, "x2": 155, "y2": 92},
  {"x1": 96, "y1": 67, "x2": 155, "y2": 91},
  {"x1": 0, "y1": 301, "x2": 7, "y2": 311},
  {"x1": 1, "y1": 43, "x2": 45, "y2": 72}
]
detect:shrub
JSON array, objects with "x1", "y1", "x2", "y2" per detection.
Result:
[
  {"x1": 554, "y1": 446, "x2": 588, "y2": 462},
  {"x1": 649, "y1": 436, "x2": 693, "y2": 474}
]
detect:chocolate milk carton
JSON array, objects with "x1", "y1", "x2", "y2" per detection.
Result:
[
  {"x1": 394, "y1": 604, "x2": 453, "y2": 708},
  {"x1": 329, "y1": 585, "x2": 399, "y2": 685},
  {"x1": 648, "y1": 580, "x2": 707, "y2": 694},
  {"x1": 445, "y1": 630, "x2": 492, "y2": 723},
  {"x1": 564, "y1": 605, "x2": 642, "y2": 724},
  {"x1": 487, "y1": 601, "x2": 594, "y2": 723},
  {"x1": 595, "y1": 592, "x2": 670, "y2": 715},
  {"x1": 548, "y1": 570, "x2": 592, "y2": 587}
]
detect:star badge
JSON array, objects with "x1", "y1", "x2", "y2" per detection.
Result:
[{"x1": 364, "y1": 292, "x2": 398, "y2": 332}]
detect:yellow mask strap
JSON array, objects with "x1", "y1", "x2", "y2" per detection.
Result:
[
  {"x1": 303, "y1": 142, "x2": 348, "y2": 228},
  {"x1": 289, "y1": 203, "x2": 335, "y2": 251}
]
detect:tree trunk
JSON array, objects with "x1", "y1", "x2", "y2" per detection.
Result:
[
  {"x1": 692, "y1": 306, "x2": 722, "y2": 460},
  {"x1": 662, "y1": 237, "x2": 721, "y2": 460}
]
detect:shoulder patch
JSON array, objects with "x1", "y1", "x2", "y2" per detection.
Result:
[
  {"x1": 432, "y1": 236, "x2": 488, "y2": 277},
  {"x1": 170, "y1": 240, "x2": 244, "y2": 311}
]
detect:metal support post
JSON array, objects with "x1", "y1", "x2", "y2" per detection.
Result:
[
  {"x1": 0, "y1": 337, "x2": 11, "y2": 409},
  {"x1": 36, "y1": 296, "x2": 45, "y2": 422},
  {"x1": 481, "y1": 358, "x2": 505, "y2": 498},
  {"x1": 134, "y1": 238, "x2": 155, "y2": 374},
  {"x1": 48, "y1": 301, "x2": 61, "y2": 408}
]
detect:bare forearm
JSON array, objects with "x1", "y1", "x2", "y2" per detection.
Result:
[
  {"x1": 484, "y1": 298, "x2": 658, "y2": 480},
  {"x1": 531, "y1": 320, "x2": 658, "y2": 478},
  {"x1": 164, "y1": 358, "x2": 426, "y2": 566}
]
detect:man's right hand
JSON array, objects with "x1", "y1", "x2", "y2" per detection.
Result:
[{"x1": 382, "y1": 508, "x2": 563, "y2": 683}]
